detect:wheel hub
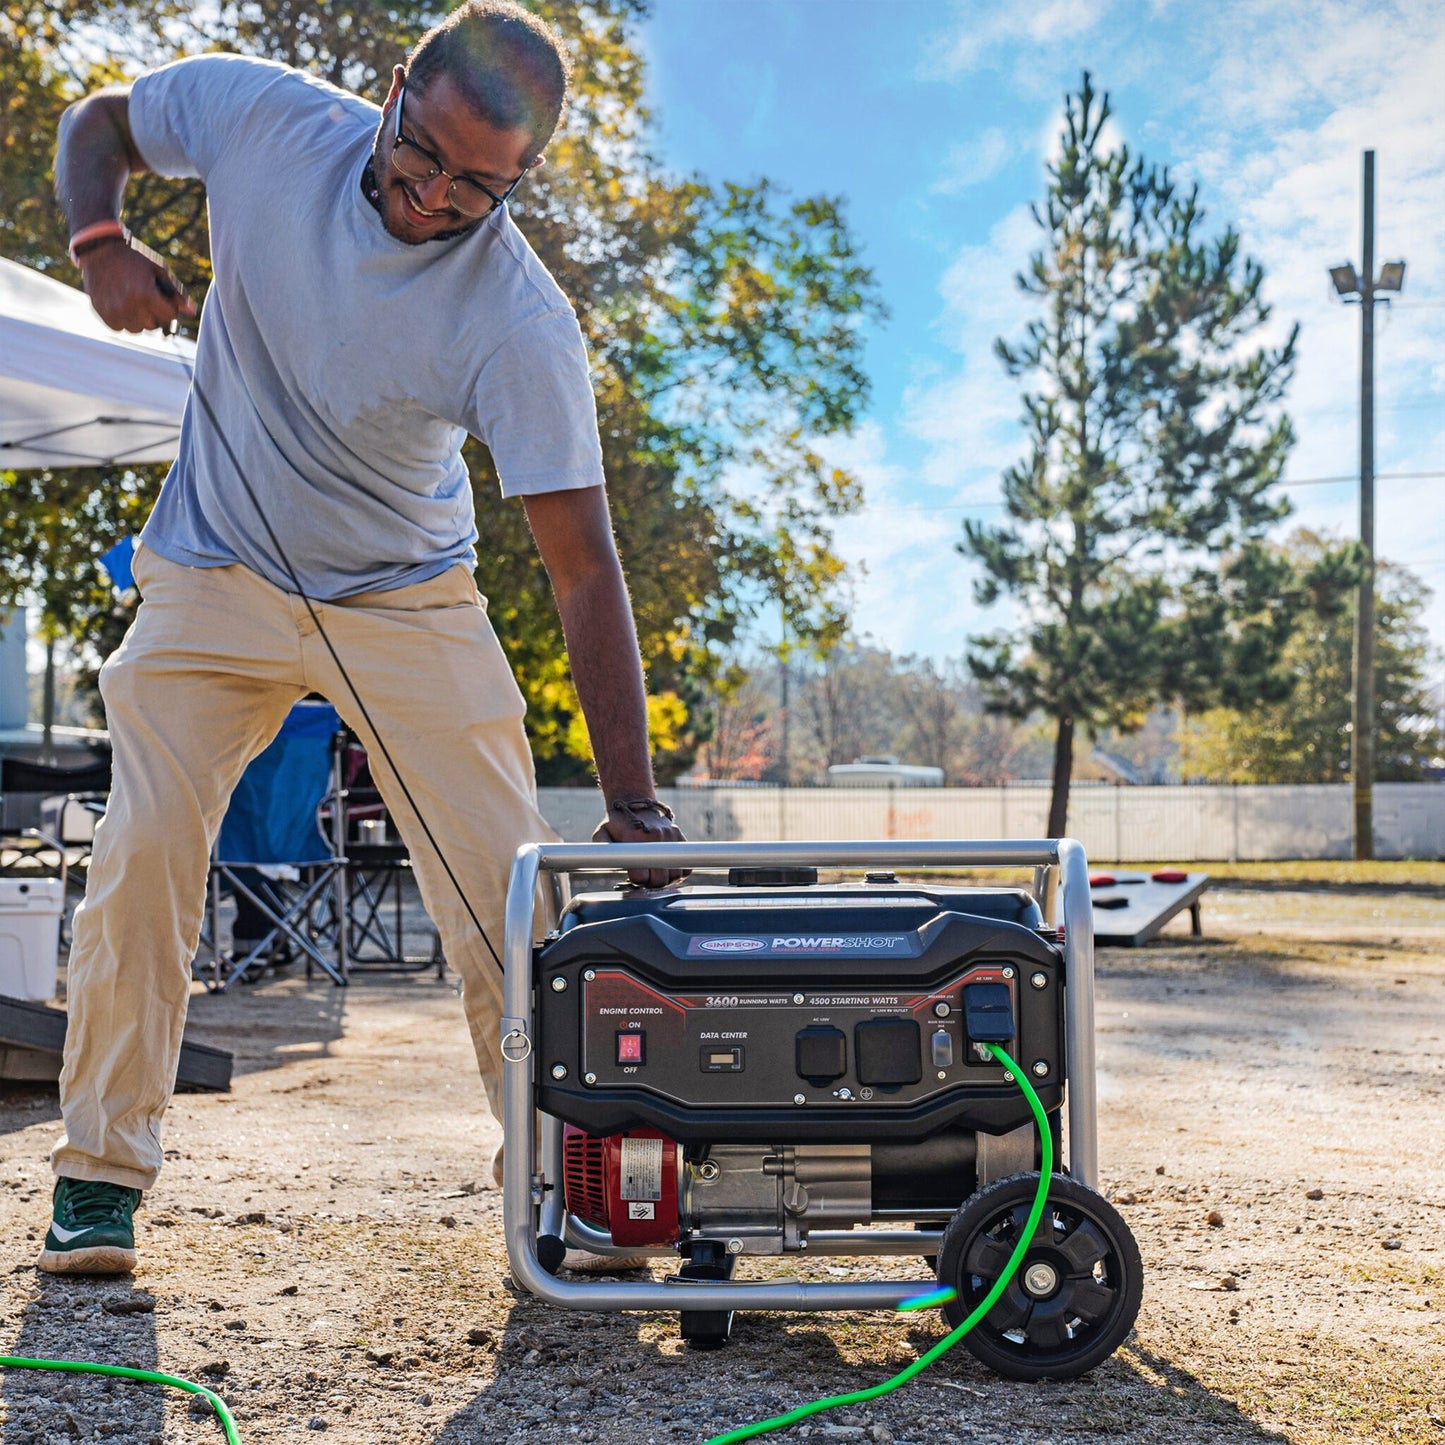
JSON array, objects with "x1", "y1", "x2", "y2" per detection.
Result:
[{"x1": 1023, "y1": 1260, "x2": 1060, "y2": 1298}]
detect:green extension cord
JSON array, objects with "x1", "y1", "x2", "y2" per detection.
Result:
[
  {"x1": 702, "y1": 1041, "x2": 1054, "y2": 1444},
  {"x1": 1, "y1": 1042, "x2": 1050, "y2": 1445},
  {"x1": 0, "y1": 1357, "x2": 241, "y2": 1443}
]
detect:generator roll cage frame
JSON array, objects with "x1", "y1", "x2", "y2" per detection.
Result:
[{"x1": 500, "y1": 837, "x2": 1097, "y2": 1314}]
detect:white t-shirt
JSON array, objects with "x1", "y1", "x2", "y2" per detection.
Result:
[{"x1": 130, "y1": 52, "x2": 605, "y2": 599}]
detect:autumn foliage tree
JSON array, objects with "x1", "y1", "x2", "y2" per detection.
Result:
[{"x1": 0, "y1": 1, "x2": 881, "y2": 779}]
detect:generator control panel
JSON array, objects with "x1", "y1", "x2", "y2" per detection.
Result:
[
  {"x1": 581, "y1": 961, "x2": 1013, "y2": 1101},
  {"x1": 534, "y1": 881, "x2": 1065, "y2": 1144}
]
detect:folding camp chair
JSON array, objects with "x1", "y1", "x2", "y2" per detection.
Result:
[
  {"x1": 311, "y1": 738, "x2": 444, "y2": 977},
  {"x1": 0, "y1": 757, "x2": 112, "y2": 911},
  {"x1": 199, "y1": 701, "x2": 348, "y2": 992}
]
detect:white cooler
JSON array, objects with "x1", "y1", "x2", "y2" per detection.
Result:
[{"x1": 0, "y1": 877, "x2": 64, "y2": 1001}]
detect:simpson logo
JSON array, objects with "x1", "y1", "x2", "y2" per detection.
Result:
[
  {"x1": 696, "y1": 937, "x2": 768, "y2": 953},
  {"x1": 770, "y1": 935, "x2": 907, "y2": 952}
]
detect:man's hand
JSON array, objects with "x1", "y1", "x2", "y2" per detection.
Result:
[
  {"x1": 79, "y1": 241, "x2": 195, "y2": 334},
  {"x1": 56, "y1": 88, "x2": 194, "y2": 335},
  {"x1": 591, "y1": 796, "x2": 689, "y2": 889}
]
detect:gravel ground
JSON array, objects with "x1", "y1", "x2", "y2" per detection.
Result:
[{"x1": 1, "y1": 876, "x2": 1442, "y2": 1445}]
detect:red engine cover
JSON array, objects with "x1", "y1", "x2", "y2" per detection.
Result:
[{"x1": 563, "y1": 1125, "x2": 679, "y2": 1246}]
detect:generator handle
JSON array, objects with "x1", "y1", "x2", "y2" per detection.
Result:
[
  {"x1": 1057, "y1": 837, "x2": 1098, "y2": 1187},
  {"x1": 500, "y1": 838, "x2": 1099, "y2": 1303},
  {"x1": 511, "y1": 837, "x2": 1070, "y2": 872}
]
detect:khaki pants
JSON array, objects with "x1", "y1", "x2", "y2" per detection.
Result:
[{"x1": 53, "y1": 543, "x2": 555, "y2": 1190}]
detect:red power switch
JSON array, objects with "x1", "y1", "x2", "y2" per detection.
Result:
[{"x1": 616, "y1": 1031, "x2": 645, "y2": 1065}]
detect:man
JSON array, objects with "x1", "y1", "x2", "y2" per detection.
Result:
[{"x1": 44, "y1": 0, "x2": 683, "y2": 1275}]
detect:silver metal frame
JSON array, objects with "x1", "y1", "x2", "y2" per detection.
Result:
[{"x1": 502, "y1": 838, "x2": 1096, "y2": 1312}]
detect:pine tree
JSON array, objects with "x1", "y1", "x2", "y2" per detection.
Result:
[{"x1": 960, "y1": 73, "x2": 1317, "y2": 837}]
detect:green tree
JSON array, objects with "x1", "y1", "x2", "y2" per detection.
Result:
[
  {"x1": 1178, "y1": 532, "x2": 1442, "y2": 782},
  {"x1": 960, "y1": 72, "x2": 1326, "y2": 837},
  {"x1": 0, "y1": 469, "x2": 153, "y2": 747},
  {"x1": 0, "y1": 0, "x2": 881, "y2": 779},
  {"x1": 0, "y1": 9, "x2": 70, "y2": 266}
]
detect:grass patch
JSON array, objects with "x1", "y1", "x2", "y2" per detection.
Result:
[
  {"x1": 1342, "y1": 1259, "x2": 1439, "y2": 1287},
  {"x1": 1097, "y1": 859, "x2": 1445, "y2": 887},
  {"x1": 838, "y1": 861, "x2": 1445, "y2": 889},
  {"x1": 1168, "y1": 1328, "x2": 1445, "y2": 1445}
]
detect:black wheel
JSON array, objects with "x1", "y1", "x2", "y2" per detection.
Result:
[{"x1": 937, "y1": 1171, "x2": 1142, "y2": 1381}]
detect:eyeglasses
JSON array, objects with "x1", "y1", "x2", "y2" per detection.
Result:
[{"x1": 390, "y1": 85, "x2": 528, "y2": 219}]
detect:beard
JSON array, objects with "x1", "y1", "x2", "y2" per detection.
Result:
[{"x1": 362, "y1": 150, "x2": 482, "y2": 246}]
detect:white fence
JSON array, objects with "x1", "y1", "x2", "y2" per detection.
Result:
[{"x1": 538, "y1": 782, "x2": 1444, "y2": 861}]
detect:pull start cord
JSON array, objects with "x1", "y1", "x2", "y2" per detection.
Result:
[{"x1": 179, "y1": 357, "x2": 502, "y2": 971}]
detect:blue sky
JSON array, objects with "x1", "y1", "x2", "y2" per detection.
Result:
[{"x1": 639, "y1": 0, "x2": 1445, "y2": 688}]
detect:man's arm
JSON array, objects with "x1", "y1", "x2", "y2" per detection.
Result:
[
  {"x1": 55, "y1": 87, "x2": 195, "y2": 333},
  {"x1": 522, "y1": 485, "x2": 686, "y2": 887}
]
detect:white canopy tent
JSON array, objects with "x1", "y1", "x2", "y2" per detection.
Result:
[
  {"x1": 0, "y1": 256, "x2": 195, "y2": 749},
  {"x1": 0, "y1": 255, "x2": 195, "y2": 470}
]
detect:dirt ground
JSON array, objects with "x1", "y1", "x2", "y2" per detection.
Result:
[{"x1": 1, "y1": 873, "x2": 1443, "y2": 1445}]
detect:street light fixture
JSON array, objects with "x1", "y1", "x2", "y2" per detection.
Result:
[
  {"x1": 1376, "y1": 260, "x2": 1407, "y2": 292},
  {"x1": 1329, "y1": 263, "x2": 1360, "y2": 297},
  {"x1": 1327, "y1": 149, "x2": 1406, "y2": 862},
  {"x1": 1329, "y1": 259, "x2": 1406, "y2": 300}
]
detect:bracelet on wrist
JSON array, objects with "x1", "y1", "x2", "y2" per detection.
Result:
[{"x1": 68, "y1": 219, "x2": 128, "y2": 266}]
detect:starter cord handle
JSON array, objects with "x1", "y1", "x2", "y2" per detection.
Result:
[{"x1": 702, "y1": 1041, "x2": 1054, "y2": 1445}]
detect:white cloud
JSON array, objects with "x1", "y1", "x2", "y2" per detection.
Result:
[
  {"x1": 818, "y1": 205, "x2": 1050, "y2": 659},
  {"x1": 901, "y1": 203, "x2": 1042, "y2": 506},
  {"x1": 822, "y1": 422, "x2": 1002, "y2": 660},
  {"x1": 932, "y1": 127, "x2": 1016, "y2": 193},
  {"x1": 931, "y1": 0, "x2": 1114, "y2": 78},
  {"x1": 1186, "y1": 3, "x2": 1445, "y2": 601}
]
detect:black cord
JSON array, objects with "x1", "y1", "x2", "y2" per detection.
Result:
[{"x1": 182, "y1": 362, "x2": 502, "y2": 971}]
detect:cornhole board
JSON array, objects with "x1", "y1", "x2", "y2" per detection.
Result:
[
  {"x1": 0, "y1": 994, "x2": 232, "y2": 1090},
  {"x1": 1090, "y1": 870, "x2": 1210, "y2": 947}
]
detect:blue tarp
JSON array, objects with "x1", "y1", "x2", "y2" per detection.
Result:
[
  {"x1": 99, "y1": 535, "x2": 136, "y2": 591},
  {"x1": 216, "y1": 701, "x2": 341, "y2": 865}
]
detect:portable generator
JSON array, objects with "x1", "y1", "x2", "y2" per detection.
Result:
[{"x1": 499, "y1": 839, "x2": 1142, "y2": 1381}]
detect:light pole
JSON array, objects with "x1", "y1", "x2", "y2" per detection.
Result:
[{"x1": 1329, "y1": 149, "x2": 1405, "y2": 862}]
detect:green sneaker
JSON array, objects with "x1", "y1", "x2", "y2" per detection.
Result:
[{"x1": 38, "y1": 1177, "x2": 142, "y2": 1275}]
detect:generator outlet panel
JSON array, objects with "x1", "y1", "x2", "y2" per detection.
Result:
[{"x1": 534, "y1": 882, "x2": 1064, "y2": 1144}]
